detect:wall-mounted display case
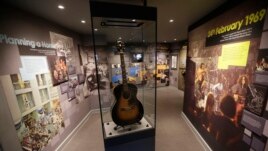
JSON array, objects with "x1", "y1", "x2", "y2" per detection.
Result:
[
  {"x1": 90, "y1": 1, "x2": 157, "y2": 151},
  {"x1": 1, "y1": 71, "x2": 64, "y2": 150}
]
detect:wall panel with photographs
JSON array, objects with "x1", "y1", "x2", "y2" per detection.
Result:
[
  {"x1": 79, "y1": 46, "x2": 111, "y2": 109},
  {"x1": 183, "y1": 1, "x2": 268, "y2": 151},
  {"x1": 156, "y1": 52, "x2": 170, "y2": 87},
  {"x1": 0, "y1": 6, "x2": 92, "y2": 150}
]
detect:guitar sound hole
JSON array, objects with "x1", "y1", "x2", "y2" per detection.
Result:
[{"x1": 123, "y1": 91, "x2": 131, "y2": 99}]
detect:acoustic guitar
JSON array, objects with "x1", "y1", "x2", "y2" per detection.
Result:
[{"x1": 111, "y1": 40, "x2": 144, "y2": 127}]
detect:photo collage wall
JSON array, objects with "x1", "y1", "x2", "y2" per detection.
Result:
[
  {"x1": 184, "y1": 1, "x2": 268, "y2": 151},
  {"x1": 0, "y1": 31, "x2": 90, "y2": 150}
]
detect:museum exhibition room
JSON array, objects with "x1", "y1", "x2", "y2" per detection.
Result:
[{"x1": 1, "y1": 0, "x2": 268, "y2": 151}]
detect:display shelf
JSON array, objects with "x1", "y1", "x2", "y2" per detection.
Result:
[
  {"x1": 41, "y1": 99, "x2": 51, "y2": 106},
  {"x1": 12, "y1": 81, "x2": 31, "y2": 90},
  {"x1": 36, "y1": 73, "x2": 47, "y2": 86},
  {"x1": 14, "y1": 88, "x2": 33, "y2": 95},
  {"x1": 21, "y1": 106, "x2": 36, "y2": 117},
  {"x1": 7, "y1": 72, "x2": 56, "y2": 123},
  {"x1": 104, "y1": 118, "x2": 152, "y2": 139},
  {"x1": 38, "y1": 85, "x2": 48, "y2": 89},
  {"x1": 10, "y1": 74, "x2": 31, "y2": 90},
  {"x1": 16, "y1": 92, "x2": 35, "y2": 113},
  {"x1": 39, "y1": 88, "x2": 50, "y2": 103}
]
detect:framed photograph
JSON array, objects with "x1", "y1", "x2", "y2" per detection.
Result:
[
  {"x1": 77, "y1": 74, "x2": 85, "y2": 84},
  {"x1": 68, "y1": 74, "x2": 78, "y2": 88},
  {"x1": 171, "y1": 55, "x2": 177, "y2": 70},
  {"x1": 50, "y1": 56, "x2": 69, "y2": 86},
  {"x1": 67, "y1": 89, "x2": 76, "y2": 101},
  {"x1": 68, "y1": 65, "x2": 76, "y2": 75},
  {"x1": 131, "y1": 53, "x2": 143, "y2": 63},
  {"x1": 256, "y1": 49, "x2": 268, "y2": 72},
  {"x1": 245, "y1": 83, "x2": 268, "y2": 116},
  {"x1": 60, "y1": 82, "x2": 69, "y2": 94}
]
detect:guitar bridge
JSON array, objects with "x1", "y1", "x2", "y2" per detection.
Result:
[{"x1": 120, "y1": 106, "x2": 135, "y2": 111}]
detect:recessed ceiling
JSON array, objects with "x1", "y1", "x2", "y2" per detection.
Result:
[{"x1": 2, "y1": 0, "x2": 227, "y2": 43}]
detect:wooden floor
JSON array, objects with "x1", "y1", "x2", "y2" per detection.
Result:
[{"x1": 60, "y1": 86, "x2": 205, "y2": 151}]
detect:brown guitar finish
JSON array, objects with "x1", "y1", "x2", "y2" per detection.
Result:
[
  {"x1": 111, "y1": 40, "x2": 144, "y2": 126},
  {"x1": 112, "y1": 83, "x2": 144, "y2": 126}
]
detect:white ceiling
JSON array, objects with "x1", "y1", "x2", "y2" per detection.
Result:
[{"x1": 3, "y1": 0, "x2": 227, "y2": 43}]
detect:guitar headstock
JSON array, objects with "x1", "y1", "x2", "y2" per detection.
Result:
[{"x1": 116, "y1": 40, "x2": 125, "y2": 53}]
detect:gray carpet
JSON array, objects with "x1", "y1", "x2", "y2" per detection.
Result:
[{"x1": 61, "y1": 86, "x2": 204, "y2": 151}]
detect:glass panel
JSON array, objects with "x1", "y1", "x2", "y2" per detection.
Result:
[{"x1": 92, "y1": 16, "x2": 156, "y2": 139}]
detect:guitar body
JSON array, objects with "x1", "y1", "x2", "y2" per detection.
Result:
[{"x1": 111, "y1": 83, "x2": 144, "y2": 126}]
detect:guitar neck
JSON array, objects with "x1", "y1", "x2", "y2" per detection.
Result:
[{"x1": 119, "y1": 52, "x2": 128, "y2": 91}]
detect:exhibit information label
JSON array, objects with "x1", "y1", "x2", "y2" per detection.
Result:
[
  {"x1": 218, "y1": 41, "x2": 250, "y2": 69},
  {"x1": 20, "y1": 56, "x2": 49, "y2": 80},
  {"x1": 206, "y1": 8, "x2": 266, "y2": 46}
]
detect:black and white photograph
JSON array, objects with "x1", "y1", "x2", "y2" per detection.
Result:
[
  {"x1": 67, "y1": 88, "x2": 76, "y2": 101},
  {"x1": 77, "y1": 73, "x2": 85, "y2": 84},
  {"x1": 50, "y1": 31, "x2": 75, "y2": 63},
  {"x1": 68, "y1": 65, "x2": 76, "y2": 75},
  {"x1": 69, "y1": 74, "x2": 79, "y2": 88},
  {"x1": 60, "y1": 82, "x2": 69, "y2": 94},
  {"x1": 75, "y1": 85, "x2": 84, "y2": 103},
  {"x1": 245, "y1": 83, "x2": 268, "y2": 116}
]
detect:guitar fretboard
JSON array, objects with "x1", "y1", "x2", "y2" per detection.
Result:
[{"x1": 119, "y1": 51, "x2": 128, "y2": 92}]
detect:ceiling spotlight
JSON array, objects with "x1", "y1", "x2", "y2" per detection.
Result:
[
  {"x1": 174, "y1": 38, "x2": 177, "y2": 41},
  {"x1": 58, "y1": 5, "x2": 65, "y2": 10},
  {"x1": 94, "y1": 28, "x2": 98, "y2": 31},
  {"x1": 118, "y1": 37, "x2": 122, "y2": 40},
  {"x1": 164, "y1": 41, "x2": 167, "y2": 43},
  {"x1": 132, "y1": 19, "x2": 136, "y2": 22},
  {"x1": 81, "y1": 20, "x2": 86, "y2": 24},
  {"x1": 169, "y1": 19, "x2": 174, "y2": 23}
]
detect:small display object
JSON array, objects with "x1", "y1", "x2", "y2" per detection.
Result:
[
  {"x1": 39, "y1": 88, "x2": 49, "y2": 102},
  {"x1": 36, "y1": 74, "x2": 46, "y2": 86},
  {"x1": 90, "y1": 1, "x2": 156, "y2": 150},
  {"x1": 16, "y1": 92, "x2": 35, "y2": 113},
  {"x1": 10, "y1": 74, "x2": 31, "y2": 90},
  {"x1": 245, "y1": 83, "x2": 268, "y2": 116}
]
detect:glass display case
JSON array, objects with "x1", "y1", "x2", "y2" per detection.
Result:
[{"x1": 90, "y1": 1, "x2": 157, "y2": 150}]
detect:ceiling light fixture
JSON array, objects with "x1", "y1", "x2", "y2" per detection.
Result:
[
  {"x1": 94, "y1": 28, "x2": 98, "y2": 31},
  {"x1": 164, "y1": 41, "x2": 167, "y2": 43},
  {"x1": 169, "y1": 19, "x2": 174, "y2": 23},
  {"x1": 118, "y1": 37, "x2": 122, "y2": 40},
  {"x1": 174, "y1": 38, "x2": 177, "y2": 41},
  {"x1": 132, "y1": 19, "x2": 136, "y2": 22},
  {"x1": 81, "y1": 20, "x2": 86, "y2": 24},
  {"x1": 58, "y1": 5, "x2": 65, "y2": 10}
]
